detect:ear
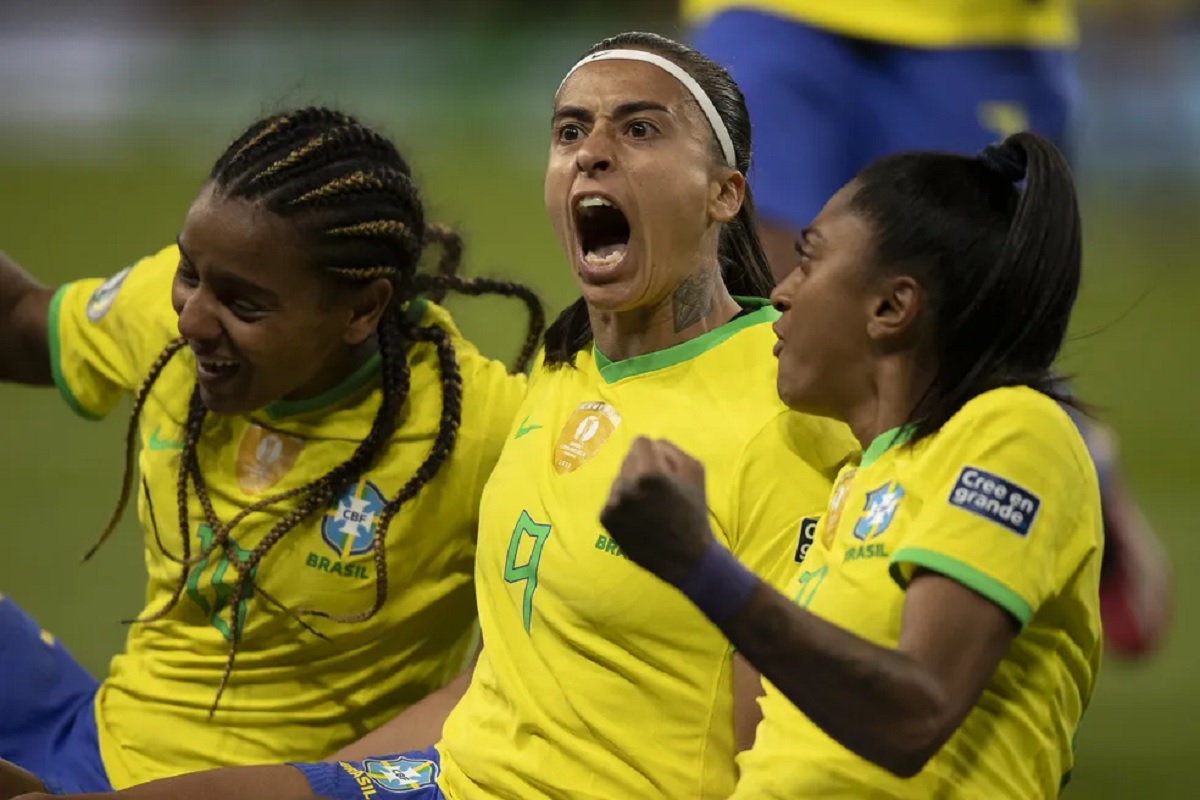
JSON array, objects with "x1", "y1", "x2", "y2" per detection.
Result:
[
  {"x1": 343, "y1": 278, "x2": 395, "y2": 346},
  {"x1": 709, "y1": 168, "x2": 746, "y2": 225},
  {"x1": 866, "y1": 275, "x2": 921, "y2": 342}
]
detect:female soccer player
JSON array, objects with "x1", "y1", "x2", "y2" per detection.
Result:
[
  {"x1": 686, "y1": 0, "x2": 1172, "y2": 659},
  {"x1": 16, "y1": 31, "x2": 858, "y2": 800},
  {"x1": 602, "y1": 132, "x2": 1103, "y2": 798},
  {"x1": 0, "y1": 107, "x2": 542, "y2": 794}
]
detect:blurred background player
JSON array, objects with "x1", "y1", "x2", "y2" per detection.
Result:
[
  {"x1": 0, "y1": 107, "x2": 541, "y2": 793},
  {"x1": 602, "y1": 131, "x2": 1101, "y2": 798},
  {"x1": 6, "y1": 30, "x2": 858, "y2": 800},
  {"x1": 684, "y1": 0, "x2": 1172, "y2": 659}
]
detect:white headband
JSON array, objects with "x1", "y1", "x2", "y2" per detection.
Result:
[{"x1": 557, "y1": 48, "x2": 737, "y2": 168}]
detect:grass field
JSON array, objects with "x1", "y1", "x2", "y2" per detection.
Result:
[{"x1": 0, "y1": 134, "x2": 1196, "y2": 797}]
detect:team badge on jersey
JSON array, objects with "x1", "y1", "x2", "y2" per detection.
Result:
[
  {"x1": 322, "y1": 479, "x2": 385, "y2": 558},
  {"x1": 553, "y1": 401, "x2": 621, "y2": 474},
  {"x1": 236, "y1": 424, "x2": 305, "y2": 495},
  {"x1": 823, "y1": 468, "x2": 856, "y2": 546},
  {"x1": 948, "y1": 466, "x2": 1040, "y2": 536},
  {"x1": 853, "y1": 481, "x2": 905, "y2": 540},
  {"x1": 85, "y1": 265, "x2": 133, "y2": 322},
  {"x1": 362, "y1": 756, "x2": 439, "y2": 792}
]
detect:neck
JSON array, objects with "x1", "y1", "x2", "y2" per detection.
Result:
[
  {"x1": 842, "y1": 354, "x2": 933, "y2": 451},
  {"x1": 284, "y1": 336, "x2": 380, "y2": 402},
  {"x1": 590, "y1": 270, "x2": 741, "y2": 362}
]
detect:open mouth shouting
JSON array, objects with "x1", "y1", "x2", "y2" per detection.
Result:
[{"x1": 573, "y1": 192, "x2": 632, "y2": 280}]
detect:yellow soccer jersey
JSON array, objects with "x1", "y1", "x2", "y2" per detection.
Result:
[
  {"x1": 682, "y1": 0, "x2": 1078, "y2": 48},
  {"x1": 435, "y1": 299, "x2": 859, "y2": 800},
  {"x1": 47, "y1": 244, "x2": 525, "y2": 788},
  {"x1": 733, "y1": 386, "x2": 1104, "y2": 799}
]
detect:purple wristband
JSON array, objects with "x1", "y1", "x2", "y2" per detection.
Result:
[{"x1": 672, "y1": 543, "x2": 760, "y2": 624}]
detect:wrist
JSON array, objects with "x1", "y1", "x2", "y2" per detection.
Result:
[{"x1": 671, "y1": 542, "x2": 760, "y2": 624}]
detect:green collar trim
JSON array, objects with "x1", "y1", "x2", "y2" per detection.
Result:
[
  {"x1": 593, "y1": 297, "x2": 778, "y2": 384},
  {"x1": 860, "y1": 425, "x2": 912, "y2": 468},
  {"x1": 262, "y1": 352, "x2": 382, "y2": 420},
  {"x1": 259, "y1": 297, "x2": 428, "y2": 420}
]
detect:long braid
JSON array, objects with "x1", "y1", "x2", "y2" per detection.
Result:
[
  {"x1": 414, "y1": 273, "x2": 545, "y2": 373},
  {"x1": 102, "y1": 107, "x2": 545, "y2": 715},
  {"x1": 83, "y1": 337, "x2": 188, "y2": 562}
]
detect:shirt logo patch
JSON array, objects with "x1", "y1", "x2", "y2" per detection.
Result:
[
  {"x1": 236, "y1": 424, "x2": 305, "y2": 495},
  {"x1": 948, "y1": 466, "x2": 1040, "y2": 536},
  {"x1": 553, "y1": 401, "x2": 621, "y2": 474},
  {"x1": 853, "y1": 481, "x2": 905, "y2": 540},
  {"x1": 823, "y1": 468, "x2": 856, "y2": 546},
  {"x1": 85, "y1": 265, "x2": 133, "y2": 322},
  {"x1": 795, "y1": 516, "x2": 818, "y2": 562}
]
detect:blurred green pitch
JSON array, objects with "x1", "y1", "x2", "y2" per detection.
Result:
[{"x1": 0, "y1": 133, "x2": 1195, "y2": 798}]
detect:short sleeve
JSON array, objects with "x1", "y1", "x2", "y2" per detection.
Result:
[
  {"x1": 889, "y1": 392, "x2": 1097, "y2": 627},
  {"x1": 729, "y1": 411, "x2": 857, "y2": 590},
  {"x1": 429, "y1": 301, "x2": 528, "y2": 532},
  {"x1": 47, "y1": 244, "x2": 181, "y2": 420}
]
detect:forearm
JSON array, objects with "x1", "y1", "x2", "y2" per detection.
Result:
[
  {"x1": 330, "y1": 653, "x2": 477, "y2": 761},
  {"x1": 722, "y1": 583, "x2": 947, "y2": 776},
  {"x1": 13, "y1": 765, "x2": 314, "y2": 800},
  {"x1": 0, "y1": 251, "x2": 53, "y2": 385}
]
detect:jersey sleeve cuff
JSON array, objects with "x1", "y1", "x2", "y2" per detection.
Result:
[
  {"x1": 889, "y1": 546, "x2": 1033, "y2": 626},
  {"x1": 288, "y1": 762, "x2": 342, "y2": 799},
  {"x1": 46, "y1": 284, "x2": 102, "y2": 421}
]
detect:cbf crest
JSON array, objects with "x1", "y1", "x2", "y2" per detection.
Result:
[
  {"x1": 322, "y1": 479, "x2": 385, "y2": 558},
  {"x1": 853, "y1": 481, "x2": 905, "y2": 540},
  {"x1": 362, "y1": 756, "x2": 439, "y2": 792},
  {"x1": 553, "y1": 401, "x2": 621, "y2": 474}
]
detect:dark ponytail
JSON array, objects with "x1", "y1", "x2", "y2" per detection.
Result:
[
  {"x1": 543, "y1": 31, "x2": 774, "y2": 369},
  {"x1": 850, "y1": 131, "x2": 1082, "y2": 442}
]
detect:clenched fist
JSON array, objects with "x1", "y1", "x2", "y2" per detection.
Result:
[{"x1": 599, "y1": 437, "x2": 716, "y2": 586}]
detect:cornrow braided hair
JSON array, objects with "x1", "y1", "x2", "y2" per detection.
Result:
[{"x1": 88, "y1": 107, "x2": 545, "y2": 716}]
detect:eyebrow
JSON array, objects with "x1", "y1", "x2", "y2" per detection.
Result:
[
  {"x1": 176, "y1": 236, "x2": 281, "y2": 306},
  {"x1": 551, "y1": 99, "x2": 672, "y2": 125}
]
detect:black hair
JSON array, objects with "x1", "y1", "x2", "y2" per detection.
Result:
[
  {"x1": 542, "y1": 31, "x2": 774, "y2": 368},
  {"x1": 85, "y1": 107, "x2": 544, "y2": 714},
  {"x1": 850, "y1": 131, "x2": 1082, "y2": 442}
]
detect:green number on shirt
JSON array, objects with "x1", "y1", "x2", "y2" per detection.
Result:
[
  {"x1": 792, "y1": 564, "x2": 828, "y2": 609},
  {"x1": 504, "y1": 510, "x2": 552, "y2": 633}
]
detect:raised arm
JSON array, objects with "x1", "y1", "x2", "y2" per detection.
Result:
[{"x1": 0, "y1": 251, "x2": 55, "y2": 385}]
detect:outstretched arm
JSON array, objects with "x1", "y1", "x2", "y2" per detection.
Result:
[
  {"x1": 0, "y1": 251, "x2": 55, "y2": 385},
  {"x1": 330, "y1": 647, "x2": 479, "y2": 761},
  {"x1": 10, "y1": 765, "x2": 312, "y2": 800}
]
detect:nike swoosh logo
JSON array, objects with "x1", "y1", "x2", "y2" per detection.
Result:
[
  {"x1": 514, "y1": 416, "x2": 542, "y2": 439},
  {"x1": 147, "y1": 427, "x2": 184, "y2": 451}
]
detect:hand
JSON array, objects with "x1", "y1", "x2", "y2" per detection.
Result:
[{"x1": 600, "y1": 437, "x2": 716, "y2": 585}]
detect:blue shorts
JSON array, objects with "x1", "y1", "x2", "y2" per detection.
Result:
[
  {"x1": 0, "y1": 596, "x2": 111, "y2": 794},
  {"x1": 690, "y1": 10, "x2": 1081, "y2": 230},
  {"x1": 293, "y1": 748, "x2": 445, "y2": 799}
]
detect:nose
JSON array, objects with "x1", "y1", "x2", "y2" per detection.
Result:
[
  {"x1": 575, "y1": 128, "x2": 615, "y2": 176},
  {"x1": 175, "y1": 286, "x2": 223, "y2": 348},
  {"x1": 769, "y1": 281, "x2": 791, "y2": 313}
]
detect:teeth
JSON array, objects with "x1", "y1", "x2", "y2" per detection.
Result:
[
  {"x1": 577, "y1": 195, "x2": 613, "y2": 210},
  {"x1": 583, "y1": 248, "x2": 626, "y2": 268}
]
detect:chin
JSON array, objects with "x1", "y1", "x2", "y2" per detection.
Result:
[
  {"x1": 197, "y1": 385, "x2": 254, "y2": 416},
  {"x1": 776, "y1": 371, "x2": 818, "y2": 413},
  {"x1": 577, "y1": 278, "x2": 643, "y2": 314}
]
